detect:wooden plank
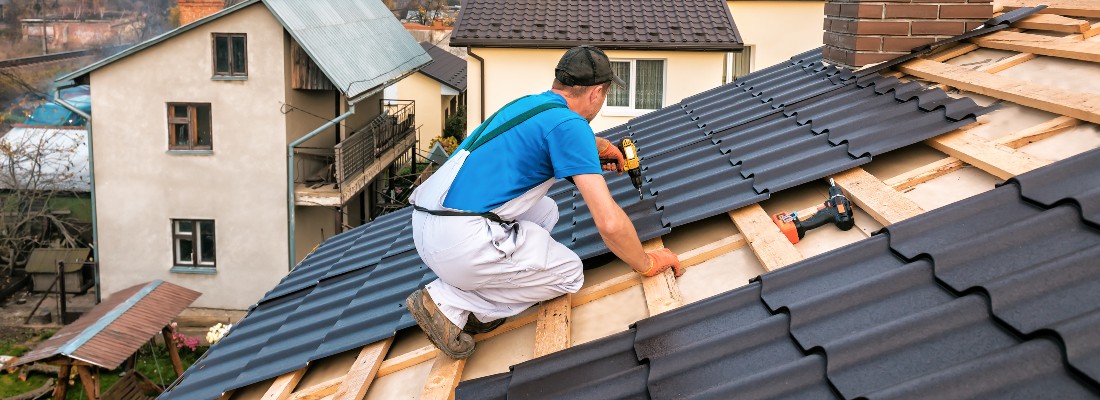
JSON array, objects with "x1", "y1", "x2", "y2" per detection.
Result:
[
  {"x1": 332, "y1": 338, "x2": 393, "y2": 400},
  {"x1": 897, "y1": 58, "x2": 1100, "y2": 125},
  {"x1": 378, "y1": 345, "x2": 439, "y2": 377},
  {"x1": 421, "y1": 354, "x2": 465, "y2": 400},
  {"x1": 288, "y1": 377, "x2": 342, "y2": 400},
  {"x1": 639, "y1": 238, "x2": 684, "y2": 316},
  {"x1": 928, "y1": 43, "x2": 980, "y2": 62},
  {"x1": 1012, "y1": 13, "x2": 1091, "y2": 33},
  {"x1": 979, "y1": 52, "x2": 1038, "y2": 73},
  {"x1": 993, "y1": 116, "x2": 1079, "y2": 149},
  {"x1": 53, "y1": 362, "x2": 71, "y2": 400},
  {"x1": 571, "y1": 273, "x2": 641, "y2": 307},
  {"x1": 679, "y1": 234, "x2": 747, "y2": 267},
  {"x1": 162, "y1": 327, "x2": 185, "y2": 377},
  {"x1": 833, "y1": 168, "x2": 925, "y2": 225},
  {"x1": 728, "y1": 205, "x2": 802, "y2": 272},
  {"x1": 262, "y1": 368, "x2": 306, "y2": 400},
  {"x1": 926, "y1": 129, "x2": 1050, "y2": 179},
  {"x1": 884, "y1": 157, "x2": 966, "y2": 191},
  {"x1": 76, "y1": 365, "x2": 97, "y2": 400},
  {"x1": 1000, "y1": 0, "x2": 1100, "y2": 18},
  {"x1": 533, "y1": 295, "x2": 571, "y2": 357},
  {"x1": 472, "y1": 311, "x2": 538, "y2": 341},
  {"x1": 972, "y1": 31, "x2": 1100, "y2": 63}
]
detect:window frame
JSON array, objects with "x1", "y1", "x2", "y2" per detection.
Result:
[
  {"x1": 171, "y1": 219, "x2": 216, "y2": 270},
  {"x1": 603, "y1": 58, "x2": 668, "y2": 116},
  {"x1": 166, "y1": 103, "x2": 213, "y2": 151},
  {"x1": 211, "y1": 33, "x2": 248, "y2": 78}
]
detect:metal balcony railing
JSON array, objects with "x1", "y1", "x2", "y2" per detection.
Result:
[{"x1": 334, "y1": 99, "x2": 415, "y2": 194}]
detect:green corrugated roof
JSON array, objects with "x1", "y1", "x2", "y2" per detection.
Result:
[{"x1": 59, "y1": 0, "x2": 430, "y2": 103}]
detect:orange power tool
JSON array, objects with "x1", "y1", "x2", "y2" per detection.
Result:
[{"x1": 771, "y1": 178, "x2": 855, "y2": 244}]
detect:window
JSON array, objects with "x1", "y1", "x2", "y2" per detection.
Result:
[
  {"x1": 173, "y1": 219, "x2": 216, "y2": 268},
  {"x1": 167, "y1": 103, "x2": 212, "y2": 150},
  {"x1": 213, "y1": 33, "x2": 247, "y2": 77},
  {"x1": 605, "y1": 59, "x2": 665, "y2": 111}
]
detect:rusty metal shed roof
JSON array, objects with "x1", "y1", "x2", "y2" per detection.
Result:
[{"x1": 15, "y1": 280, "x2": 201, "y2": 369}]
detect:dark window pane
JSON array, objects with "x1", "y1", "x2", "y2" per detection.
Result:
[
  {"x1": 231, "y1": 36, "x2": 246, "y2": 74},
  {"x1": 178, "y1": 238, "x2": 194, "y2": 264},
  {"x1": 176, "y1": 220, "x2": 193, "y2": 234},
  {"x1": 215, "y1": 36, "x2": 230, "y2": 73},
  {"x1": 196, "y1": 105, "x2": 212, "y2": 147},
  {"x1": 174, "y1": 124, "x2": 190, "y2": 147},
  {"x1": 636, "y1": 60, "x2": 664, "y2": 109},
  {"x1": 199, "y1": 221, "x2": 216, "y2": 264},
  {"x1": 607, "y1": 61, "x2": 630, "y2": 107},
  {"x1": 173, "y1": 105, "x2": 188, "y2": 118}
]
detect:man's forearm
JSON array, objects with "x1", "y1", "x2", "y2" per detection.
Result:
[{"x1": 572, "y1": 174, "x2": 649, "y2": 271}]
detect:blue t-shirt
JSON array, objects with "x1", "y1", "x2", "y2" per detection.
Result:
[{"x1": 443, "y1": 91, "x2": 601, "y2": 212}]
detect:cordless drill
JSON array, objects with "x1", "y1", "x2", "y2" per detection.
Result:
[
  {"x1": 601, "y1": 138, "x2": 644, "y2": 200},
  {"x1": 771, "y1": 179, "x2": 855, "y2": 244}
]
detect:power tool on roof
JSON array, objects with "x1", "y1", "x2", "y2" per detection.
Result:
[
  {"x1": 601, "y1": 138, "x2": 644, "y2": 200},
  {"x1": 771, "y1": 178, "x2": 855, "y2": 244}
]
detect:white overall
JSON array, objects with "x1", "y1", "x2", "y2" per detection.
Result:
[{"x1": 410, "y1": 149, "x2": 584, "y2": 328}]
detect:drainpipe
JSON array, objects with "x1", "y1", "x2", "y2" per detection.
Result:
[
  {"x1": 52, "y1": 85, "x2": 98, "y2": 304},
  {"x1": 287, "y1": 106, "x2": 355, "y2": 271},
  {"x1": 467, "y1": 48, "x2": 486, "y2": 123}
]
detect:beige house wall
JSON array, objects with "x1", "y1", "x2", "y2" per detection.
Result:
[
  {"x1": 467, "y1": 48, "x2": 726, "y2": 133},
  {"x1": 394, "y1": 72, "x2": 444, "y2": 151},
  {"x1": 727, "y1": 1, "x2": 825, "y2": 70},
  {"x1": 89, "y1": 3, "x2": 289, "y2": 310}
]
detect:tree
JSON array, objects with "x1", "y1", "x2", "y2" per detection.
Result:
[{"x1": 0, "y1": 126, "x2": 90, "y2": 275}]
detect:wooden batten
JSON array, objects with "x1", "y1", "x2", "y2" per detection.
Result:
[
  {"x1": 728, "y1": 205, "x2": 803, "y2": 272},
  {"x1": 834, "y1": 168, "x2": 925, "y2": 225},
  {"x1": 640, "y1": 238, "x2": 685, "y2": 316},
  {"x1": 898, "y1": 59, "x2": 1100, "y2": 125},
  {"x1": 291, "y1": 40, "x2": 337, "y2": 91}
]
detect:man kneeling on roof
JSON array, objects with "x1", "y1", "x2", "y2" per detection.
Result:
[{"x1": 406, "y1": 45, "x2": 684, "y2": 359}]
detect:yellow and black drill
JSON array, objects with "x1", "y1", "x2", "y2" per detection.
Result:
[{"x1": 602, "y1": 138, "x2": 644, "y2": 200}]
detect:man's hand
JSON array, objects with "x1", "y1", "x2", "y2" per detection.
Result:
[
  {"x1": 640, "y1": 248, "x2": 683, "y2": 277},
  {"x1": 595, "y1": 137, "x2": 624, "y2": 174}
]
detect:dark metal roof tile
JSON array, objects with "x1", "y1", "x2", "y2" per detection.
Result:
[{"x1": 1010, "y1": 147, "x2": 1100, "y2": 226}]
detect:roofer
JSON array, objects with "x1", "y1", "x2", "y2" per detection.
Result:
[{"x1": 406, "y1": 45, "x2": 683, "y2": 359}]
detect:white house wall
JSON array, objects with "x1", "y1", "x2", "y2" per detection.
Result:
[{"x1": 89, "y1": 3, "x2": 290, "y2": 310}]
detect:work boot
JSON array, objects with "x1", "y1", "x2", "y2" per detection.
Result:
[
  {"x1": 405, "y1": 288, "x2": 475, "y2": 359},
  {"x1": 463, "y1": 314, "x2": 506, "y2": 335}
]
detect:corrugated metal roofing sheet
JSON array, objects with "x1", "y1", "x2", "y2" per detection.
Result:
[
  {"x1": 265, "y1": 0, "x2": 431, "y2": 101},
  {"x1": 163, "y1": 49, "x2": 997, "y2": 399},
  {"x1": 450, "y1": 0, "x2": 742, "y2": 51},
  {"x1": 59, "y1": 0, "x2": 429, "y2": 102},
  {"x1": 457, "y1": 147, "x2": 1100, "y2": 399},
  {"x1": 15, "y1": 280, "x2": 199, "y2": 369}
]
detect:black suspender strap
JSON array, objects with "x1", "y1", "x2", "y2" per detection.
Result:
[{"x1": 412, "y1": 205, "x2": 512, "y2": 224}]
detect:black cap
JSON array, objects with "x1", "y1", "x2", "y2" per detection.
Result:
[{"x1": 555, "y1": 45, "x2": 626, "y2": 88}]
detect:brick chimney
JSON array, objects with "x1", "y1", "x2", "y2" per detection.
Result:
[
  {"x1": 823, "y1": 0, "x2": 993, "y2": 69},
  {"x1": 179, "y1": 0, "x2": 225, "y2": 26}
]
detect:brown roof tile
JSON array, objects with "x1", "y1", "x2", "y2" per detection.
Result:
[{"x1": 450, "y1": 0, "x2": 742, "y2": 51}]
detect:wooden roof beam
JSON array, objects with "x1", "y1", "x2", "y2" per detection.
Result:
[
  {"x1": 926, "y1": 129, "x2": 1050, "y2": 179},
  {"x1": 332, "y1": 338, "x2": 392, "y2": 400},
  {"x1": 833, "y1": 168, "x2": 925, "y2": 225},
  {"x1": 262, "y1": 368, "x2": 306, "y2": 400},
  {"x1": 1011, "y1": 13, "x2": 1091, "y2": 33},
  {"x1": 972, "y1": 31, "x2": 1100, "y2": 63},
  {"x1": 533, "y1": 294, "x2": 571, "y2": 357},
  {"x1": 421, "y1": 354, "x2": 465, "y2": 400},
  {"x1": 728, "y1": 205, "x2": 803, "y2": 272},
  {"x1": 897, "y1": 58, "x2": 1100, "y2": 125},
  {"x1": 640, "y1": 238, "x2": 684, "y2": 316},
  {"x1": 999, "y1": 0, "x2": 1100, "y2": 18}
]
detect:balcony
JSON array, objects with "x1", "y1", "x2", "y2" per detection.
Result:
[{"x1": 293, "y1": 99, "x2": 418, "y2": 207}]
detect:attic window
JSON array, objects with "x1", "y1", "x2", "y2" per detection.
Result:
[{"x1": 213, "y1": 33, "x2": 247, "y2": 78}]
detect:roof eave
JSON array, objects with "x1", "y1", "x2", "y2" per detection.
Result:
[
  {"x1": 56, "y1": 0, "x2": 263, "y2": 83},
  {"x1": 450, "y1": 39, "x2": 743, "y2": 52}
]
